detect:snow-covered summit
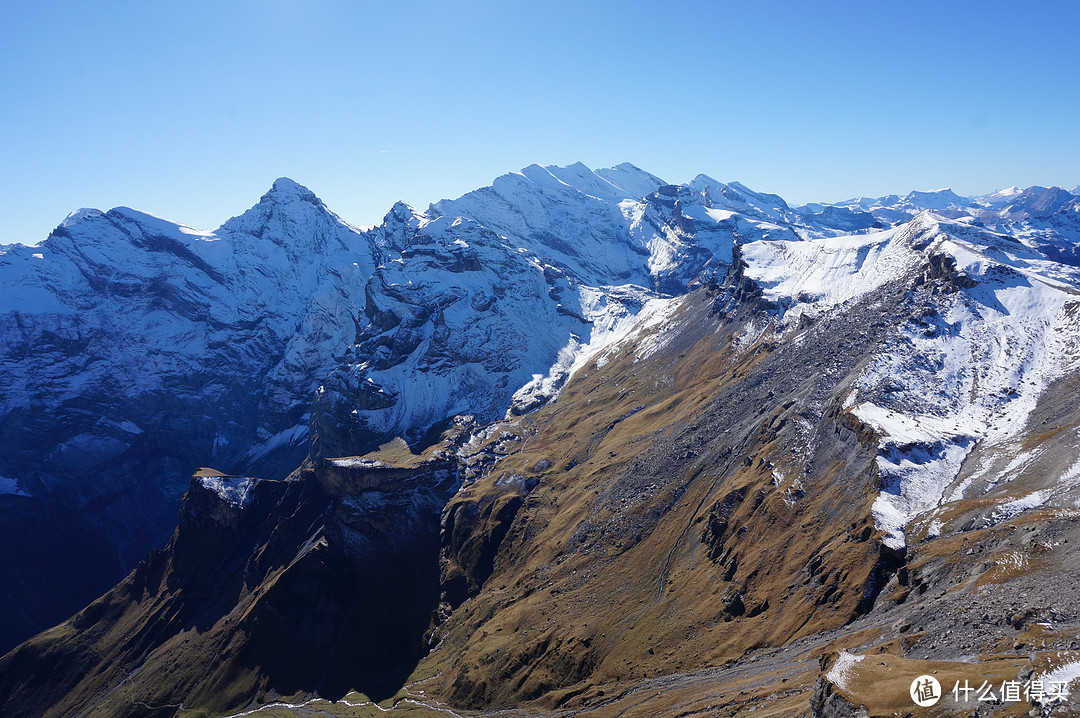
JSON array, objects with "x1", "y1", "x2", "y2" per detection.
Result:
[
  {"x1": 975, "y1": 186, "x2": 1023, "y2": 208},
  {"x1": 902, "y1": 188, "x2": 971, "y2": 209},
  {"x1": 61, "y1": 207, "x2": 105, "y2": 227},
  {"x1": 267, "y1": 176, "x2": 321, "y2": 202},
  {"x1": 513, "y1": 162, "x2": 657, "y2": 202},
  {"x1": 219, "y1": 178, "x2": 377, "y2": 261},
  {"x1": 428, "y1": 162, "x2": 664, "y2": 287},
  {"x1": 737, "y1": 210, "x2": 1080, "y2": 548},
  {"x1": 594, "y1": 162, "x2": 668, "y2": 200}
]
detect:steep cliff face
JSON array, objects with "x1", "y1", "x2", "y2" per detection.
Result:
[{"x1": 0, "y1": 440, "x2": 465, "y2": 718}]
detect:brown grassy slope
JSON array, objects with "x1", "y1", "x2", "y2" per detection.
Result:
[{"x1": 429, "y1": 282, "x2": 912, "y2": 710}]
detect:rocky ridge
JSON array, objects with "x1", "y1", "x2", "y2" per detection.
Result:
[
  {"x1": 0, "y1": 161, "x2": 899, "y2": 651},
  {"x1": 1, "y1": 167, "x2": 1080, "y2": 717}
]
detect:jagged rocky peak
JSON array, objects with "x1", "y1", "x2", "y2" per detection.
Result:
[
  {"x1": 219, "y1": 176, "x2": 368, "y2": 256},
  {"x1": 378, "y1": 200, "x2": 430, "y2": 251},
  {"x1": 266, "y1": 176, "x2": 322, "y2": 203}
]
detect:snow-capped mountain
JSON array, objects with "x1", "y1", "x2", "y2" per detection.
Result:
[
  {"x1": 0, "y1": 178, "x2": 382, "y2": 648},
  {"x1": 2, "y1": 162, "x2": 823, "y2": 649},
  {"x1": 310, "y1": 203, "x2": 656, "y2": 459},
  {"x1": 428, "y1": 162, "x2": 666, "y2": 288},
  {"x1": 975, "y1": 185, "x2": 1024, "y2": 209},
  {"x1": 3, "y1": 164, "x2": 1080, "y2": 718},
  {"x1": 0, "y1": 178, "x2": 379, "y2": 499},
  {"x1": 741, "y1": 212, "x2": 1080, "y2": 547}
]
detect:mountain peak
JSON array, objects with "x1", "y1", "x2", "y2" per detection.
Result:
[
  {"x1": 265, "y1": 177, "x2": 320, "y2": 204},
  {"x1": 377, "y1": 201, "x2": 427, "y2": 250},
  {"x1": 61, "y1": 208, "x2": 104, "y2": 227},
  {"x1": 386, "y1": 200, "x2": 424, "y2": 222},
  {"x1": 594, "y1": 163, "x2": 666, "y2": 199},
  {"x1": 218, "y1": 177, "x2": 346, "y2": 243},
  {"x1": 690, "y1": 173, "x2": 723, "y2": 188}
]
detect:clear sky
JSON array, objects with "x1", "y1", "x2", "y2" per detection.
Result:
[{"x1": 2, "y1": 0, "x2": 1078, "y2": 244}]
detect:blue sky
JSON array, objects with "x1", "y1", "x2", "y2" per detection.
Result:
[{"x1": 2, "y1": 0, "x2": 1078, "y2": 243}]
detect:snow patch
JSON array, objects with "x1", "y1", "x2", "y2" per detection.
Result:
[
  {"x1": 0, "y1": 476, "x2": 30, "y2": 497},
  {"x1": 825, "y1": 651, "x2": 865, "y2": 690},
  {"x1": 200, "y1": 476, "x2": 256, "y2": 508},
  {"x1": 243, "y1": 424, "x2": 308, "y2": 463},
  {"x1": 330, "y1": 457, "x2": 388, "y2": 470},
  {"x1": 1037, "y1": 658, "x2": 1080, "y2": 702},
  {"x1": 113, "y1": 420, "x2": 144, "y2": 435},
  {"x1": 992, "y1": 490, "x2": 1053, "y2": 523},
  {"x1": 741, "y1": 227, "x2": 905, "y2": 318}
]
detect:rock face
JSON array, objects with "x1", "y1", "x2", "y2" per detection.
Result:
[
  {"x1": 0, "y1": 446, "x2": 464, "y2": 718},
  {"x1": 3, "y1": 166, "x2": 1080, "y2": 717},
  {"x1": 310, "y1": 205, "x2": 654, "y2": 459}
]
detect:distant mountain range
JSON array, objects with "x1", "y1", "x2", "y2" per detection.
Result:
[{"x1": 1, "y1": 165, "x2": 1079, "y2": 717}]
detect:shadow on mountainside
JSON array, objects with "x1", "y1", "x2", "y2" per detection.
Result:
[{"x1": 0, "y1": 469, "x2": 446, "y2": 716}]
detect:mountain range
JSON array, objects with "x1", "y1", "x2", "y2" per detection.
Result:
[{"x1": 1, "y1": 164, "x2": 1079, "y2": 717}]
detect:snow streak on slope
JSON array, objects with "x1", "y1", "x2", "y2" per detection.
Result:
[
  {"x1": 510, "y1": 284, "x2": 661, "y2": 411},
  {"x1": 741, "y1": 213, "x2": 1080, "y2": 548}
]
